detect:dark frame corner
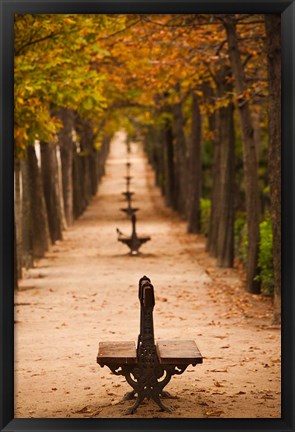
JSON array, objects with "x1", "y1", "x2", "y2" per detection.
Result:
[{"x1": 1, "y1": 1, "x2": 294, "y2": 431}]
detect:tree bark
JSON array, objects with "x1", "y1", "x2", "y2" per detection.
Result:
[
  {"x1": 20, "y1": 157, "x2": 34, "y2": 269},
  {"x1": 96, "y1": 135, "x2": 110, "y2": 185},
  {"x1": 73, "y1": 152, "x2": 84, "y2": 219},
  {"x1": 14, "y1": 159, "x2": 23, "y2": 278},
  {"x1": 205, "y1": 82, "x2": 221, "y2": 256},
  {"x1": 216, "y1": 77, "x2": 235, "y2": 268},
  {"x1": 74, "y1": 115, "x2": 95, "y2": 208},
  {"x1": 57, "y1": 108, "x2": 75, "y2": 226},
  {"x1": 27, "y1": 144, "x2": 50, "y2": 258},
  {"x1": 14, "y1": 214, "x2": 18, "y2": 290},
  {"x1": 163, "y1": 115, "x2": 176, "y2": 208},
  {"x1": 187, "y1": 93, "x2": 202, "y2": 233},
  {"x1": 223, "y1": 17, "x2": 261, "y2": 292},
  {"x1": 172, "y1": 96, "x2": 188, "y2": 216},
  {"x1": 40, "y1": 141, "x2": 63, "y2": 244},
  {"x1": 265, "y1": 14, "x2": 281, "y2": 323}
]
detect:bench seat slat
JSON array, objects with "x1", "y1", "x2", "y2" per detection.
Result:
[
  {"x1": 156, "y1": 340, "x2": 203, "y2": 365},
  {"x1": 97, "y1": 341, "x2": 137, "y2": 365}
]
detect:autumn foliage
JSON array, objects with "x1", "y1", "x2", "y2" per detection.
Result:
[{"x1": 14, "y1": 14, "x2": 281, "y2": 321}]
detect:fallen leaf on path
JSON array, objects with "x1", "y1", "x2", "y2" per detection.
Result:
[
  {"x1": 205, "y1": 409, "x2": 224, "y2": 417},
  {"x1": 74, "y1": 406, "x2": 92, "y2": 414},
  {"x1": 207, "y1": 356, "x2": 223, "y2": 360},
  {"x1": 209, "y1": 369, "x2": 228, "y2": 373},
  {"x1": 14, "y1": 302, "x2": 34, "y2": 306},
  {"x1": 89, "y1": 409, "x2": 102, "y2": 417},
  {"x1": 214, "y1": 381, "x2": 223, "y2": 387},
  {"x1": 236, "y1": 391, "x2": 246, "y2": 395},
  {"x1": 261, "y1": 394, "x2": 274, "y2": 400}
]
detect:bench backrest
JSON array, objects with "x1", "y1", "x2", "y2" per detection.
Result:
[{"x1": 137, "y1": 276, "x2": 157, "y2": 365}]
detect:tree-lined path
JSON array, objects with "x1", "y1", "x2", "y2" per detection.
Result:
[{"x1": 15, "y1": 131, "x2": 280, "y2": 419}]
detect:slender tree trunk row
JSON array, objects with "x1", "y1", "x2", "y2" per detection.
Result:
[
  {"x1": 264, "y1": 14, "x2": 281, "y2": 323},
  {"x1": 173, "y1": 98, "x2": 188, "y2": 217},
  {"x1": 144, "y1": 80, "x2": 236, "y2": 270},
  {"x1": 163, "y1": 115, "x2": 176, "y2": 208},
  {"x1": 205, "y1": 73, "x2": 236, "y2": 267},
  {"x1": 14, "y1": 109, "x2": 110, "y2": 289},
  {"x1": 142, "y1": 16, "x2": 280, "y2": 319},
  {"x1": 187, "y1": 93, "x2": 202, "y2": 234},
  {"x1": 142, "y1": 60, "x2": 259, "y2": 294},
  {"x1": 223, "y1": 17, "x2": 261, "y2": 293}
]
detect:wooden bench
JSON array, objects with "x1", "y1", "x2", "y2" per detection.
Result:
[{"x1": 97, "y1": 276, "x2": 203, "y2": 414}]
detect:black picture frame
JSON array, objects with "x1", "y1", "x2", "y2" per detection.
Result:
[{"x1": 0, "y1": 1, "x2": 294, "y2": 431}]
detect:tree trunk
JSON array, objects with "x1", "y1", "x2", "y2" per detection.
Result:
[
  {"x1": 75, "y1": 115, "x2": 94, "y2": 208},
  {"x1": 173, "y1": 97, "x2": 188, "y2": 216},
  {"x1": 96, "y1": 135, "x2": 110, "y2": 186},
  {"x1": 14, "y1": 214, "x2": 18, "y2": 290},
  {"x1": 14, "y1": 159, "x2": 23, "y2": 278},
  {"x1": 145, "y1": 126, "x2": 163, "y2": 191},
  {"x1": 209, "y1": 68, "x2": 236, "y2": 267},
  {"x1": 163, "y1": 116, "x2": 176, "y2": 208},
  {"x1": 40, "y1": 141, "x2": 63, "y2": 244},
  {"x1": 265, "y1": 14, "x2": 281, "y2": 323},
  {"x1": 216, "y1": 81, "x2": 235, "y2": 268},
  {"x1": 205, "y1": 82, "x2": 221, "y2": 256},
  {"x1": 56, "y1": 145, "x2": 67, "y2": 231},
  {"x1": 187, "y1": 93, "x2": 202, "y2": 233},
  {"x1": 57, "y1": 108, "x2": 74, "y2": 226},
  {"x1": 73, "y1": 152, "x2": 84, "y2": 219},
  {"x1": 20, "y1": 157, "x2": 33, "y2": 269},
  {"x1": 223, "y1": 17, "x2": 261, "y2": 293},
  {"x1": 90, "y1": 149, "x2": 99, "y2": 196},
  {"x1": 27, "y1": 145, "x2": 50, "y2": 258}
]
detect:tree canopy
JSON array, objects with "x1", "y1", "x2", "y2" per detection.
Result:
[
  {"x1": 14, "y1": 14, "x2": 268, "y2": 153},
  {"x1": 14, "y1": 13, "x2": 281, "y2": 321}
]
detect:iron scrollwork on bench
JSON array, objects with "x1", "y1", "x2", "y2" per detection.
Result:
[{"x1": 97, "y1": 276, "x2": 203, "y2": 414}]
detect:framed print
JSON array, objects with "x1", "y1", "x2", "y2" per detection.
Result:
[{"x1": 1, "y1": 1, "x2": 294, "y2": 432}]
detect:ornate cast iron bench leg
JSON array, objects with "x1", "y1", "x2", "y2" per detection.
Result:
[{"x1": 124, "y1": 364, "x2": 173, "y2": 414}]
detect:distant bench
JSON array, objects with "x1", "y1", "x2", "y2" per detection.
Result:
[{"x1": 97, "y1": 276, "x2": 203, "y2": 414}]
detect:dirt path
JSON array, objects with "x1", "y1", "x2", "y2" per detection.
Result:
[{"x1": 15, "y1": 131, "x2": 281, "y2": 419}]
